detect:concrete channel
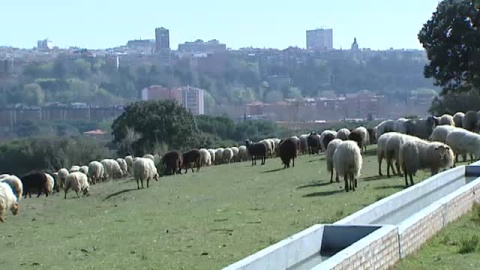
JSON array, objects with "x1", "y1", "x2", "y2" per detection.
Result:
[{"x1": 224, "y1": 162, "x2": 480, "y2": 270}]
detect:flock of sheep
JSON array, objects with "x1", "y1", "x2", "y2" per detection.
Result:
[{"x1": 1, "y1": 110, "x2": 480, "y2": 223}]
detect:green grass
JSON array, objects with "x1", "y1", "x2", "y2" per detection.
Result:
[
  {"x1": 395, "y1": 204, "x2": 480, "y2": 270},
  {"x1": 0, "y1": 146, "x2": 432, "y2": 270}
]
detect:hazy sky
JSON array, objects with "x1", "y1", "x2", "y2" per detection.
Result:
[{"x1": 2, "y1": 0, "x2": 440, "y2": 50}]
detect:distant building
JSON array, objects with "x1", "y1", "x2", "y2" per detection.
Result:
[
  {"x1": 37, "y1": 39, "x2": 54, "y2": 50},
  {"x1": 351, "y1": 38, "x2": 360, "y2": 61},
  {"x1": 155, "y1": 27, "x2": 170, "y2": 51},
  {"x1": 178, "y1": 39, "x2": 227, "y2": 54},
  {"x1": 126, "y1": 39, "x2": 155, "y2": 49},
  {"x1": 141, "y1": 85, "x2": 205, "y2": 115},
  {"x1": 306, "y1": 29, "x2": 333, "y2": 51}
]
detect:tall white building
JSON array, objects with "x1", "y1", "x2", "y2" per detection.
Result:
[
  {"x1": 306, "y1": 28, "x2": 333, "y2": 51},
  {"x1": 181, "y1": 86, "x2": 205, "y2": 115}
]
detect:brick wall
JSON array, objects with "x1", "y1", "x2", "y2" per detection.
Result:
[{"x1": 444, "y1": 188, "x2": 475, "y2": 224}]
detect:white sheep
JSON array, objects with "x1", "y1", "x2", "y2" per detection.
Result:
[
  {"x1": 222, "y1": 148, "x2": 234, "y2": 164},
  {"x1": 463, "y1": 111, "x2": 479, "y2": 132},
  {"x1": 56, "y1": 168, "x2": 69, "y2": 192},
  {"x1": 133, "y1": 158, "x2": 159, "y2": 189},
  {"x1": 337, "y1": 128, "x2": 350, "y2": 141},
  {"x1": 261, "y1": 139, "x2": 275, "y2": 157},
  {"x1": 326, "y1": 139, "x2": 342, "y2": 183},
  {"x1": 215, "y1": 148, "x2": 224, "y2": 164},
  {"x1": 333, "y1": 141, "x2": 363, "y2": 192},
  {"x1": 238, "y1": 146, "x2": 248, "y2": 162},
  {"x1": 208, "y1": 149, "x2": 216, "y2": 165},
  {"x1": 79, "y1": 166, "x2": 89, "y2": 175},
  {"x1": 299, "y1": 135, "x2": 309, "y2": 154},
  {"x1": 0, "y1": 175, "x2": 23, "y2": 200},
  {"x1": 400, "y1": 140, "x2": 454, "y2": 186},
  {"x1": 385, "y1": 133, "x2": 420, "y2": 177},
  {"x1": 69, "y1": 165, "x2": 80, "y2": 173},
  {"x1": 116, "y1": 158, "x2": 128, "y2": 175},
  {"x1": 430, "y1": 125, "x2": 457, "y2": 143},
  {"x1": 199, "y1": 149, "x2": 212, "y2": 166},
  {"x1": 351, "y1": 127, "x2": 370, "y2": 152},
  {"x1": 0, "y1": 182, "x2": 19, "y2": 222},
  {"x1": 45, "y1": 173, "x2": 55, "y2": 194},
  {"x1": 143, "y1": 154, "x2": 155, "y2": 161},
  {"x1": 101, "y1": 159, "x2": 124, "y2": 180},
  {"x1": 231, "y1": 147, "x2": 239, "y2": 162},
  {"x1": 377, "y1": 132, "x2": 395, "y2": 176},
  {"x1": 88, "y1": 161, "x2": 104, "y2": 184},
  {"x1": 375, "y1": 120, "x2": 396, "y2": 139},
  {"x1": 453, "y1": 112, "x2": 465, "y2": 127},
  {"x1": 439, "y1": 114, "x2": 455, "y2": 126},
  {"x1": 125, "y1": 155, "x2": 134, "y2": 173},
  {"x1": 64, "y1": 172, "x2": 90, "y2": 199},
  {"x1": 446, "y1": 129, "x2": 480, "y2": 165}
]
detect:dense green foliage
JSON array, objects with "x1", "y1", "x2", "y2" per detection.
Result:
[
  {"x1": 112, "y1": 100, "x2": 199, "y2": 156},
  {"x1": 0, "y1": 48, "x2": 433, "y2": 110},
  {"x1": 0, "y1": 136, "x2": 111, "y2": 175},
  {"x1": 429, "y1": 90, "x2": 480, "y2": 114},
  {"x1": 419, "y1": 0, "x2": 480, "y2": 95}
]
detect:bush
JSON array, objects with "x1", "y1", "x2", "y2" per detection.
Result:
[
  {"x1": 458, "y1": 235, "x2": 479, "y2": 254},
  {"x1": 0, "y1": 136, "x2": 112, "y2": 175}
]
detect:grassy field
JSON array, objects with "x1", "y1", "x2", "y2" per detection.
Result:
[
  {"x1": 395, "y1": 204, "x2": 480, "y2": 270},
  {"x1": 0, "y1": 146, "x2": 432, "y2": 270}
]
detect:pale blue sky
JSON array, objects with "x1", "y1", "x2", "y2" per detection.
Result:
[{"x1": 1, "y1": 0, "x2": 440, "y2": 50}]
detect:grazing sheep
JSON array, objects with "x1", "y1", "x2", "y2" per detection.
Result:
[
  {"x1": 400, "y1": 140, "x2": 454, "y2": 187},
  {"x1": 133, "y1": 158, "x2": 159, "y2": 189},
  {"x1": 333, "y1": 141, "x2": 363, "y2": 192},
  {"x1": 377, "y1": 133, "x2": 396, "y2": 176},
  {"x1": 246, "y1": 140, "x2": 267, "y2": 166},
  {"x1": 320, "y1": 130, "x2": 337, "y2": 152},
  {"x1": 20, "y1": 172, "x2": 52, "y2": 198},
  {"x1": 64, "y1": 172, "x2": 90, "y2": 199},
  {"x1": 208, "y1": 149, "x2": 216, "y2": 165},
  {"x1": 56, "y1": 168, "x2": 69, "y2": 192},
  {"x1": 349, "y1": 127, "x2": 370, "y2": 152},
  {"x1": 79, "y1": 166, "x2": 89, "y2": 175},
  {"x1": 238, "y1": 146, "x2": 248, "y2": 162},
  {"x1": 231, "y1": 147, "x2": 240, "y2": 162},
  {"x1": 385, "y1": 133, "x2": 420, "y2": 177},
  {"x1": 326, "y1": 139, "x2": 342, "y2": 183},
  {"x1": 291, "y1": 136, "x2": 301, "y2": 153},
  {"x1": 0, "y1": 175, "x2": 23, "y2": 200},
  {"x1": 307, "y1": 132, "x2": 321, "y2": 155},
  {"x1": 199, "y1": 149, "x2": 212, "y2": 166},
  {"x1": 125, "y1": 155, "x2": 134, "y2": 173},
  {"x1": 88, "y1": 161, "x2": 104, "y2": 184},
  {"x1": 453, "y1": 112, "x2": 465, "y2": 128},
  {"x1": 446, "y1": 129, "x2": 480, "y2": 165},
  {"x1": 0, "y1": 182, "x2": 19, "y2": 222},
  {"x1": 463, "y1": 111, "x2": 479, "y2": 132},
  {"x1": 100, "y1": 159, "x2": 124, "y2": 180},
  {"x1": 273, "y1": 138, "x2": 282, "y2": 155},
  {"x1": 375, "y1": 120, "x2": 396, "y2": 139},
  {"x1": 143, "y1": 154, "x2": 155, "y2": 161},
  {"x1": 222, "y1": 148, "x2": 234, "y2": 164},
  {"x1": 116, "y1": 158, "x2": 128, "y2": 175},
  {"x1": 299, "y1": 135, "x2": 309, "y2": 154},
  {"x1": 404, "y1": 116, "x2": 438, "y2": 140},
  {"x1": 69, "y1": 166, "x2": 80, "y2": 173},
  {"x1": 439, "y1": 114, "x2": 455, "y2": 126},
  {"x1": 45, "y1": 173, "x2": 55, "y2": 194},
  {"x1": 279, "y1": 138, "x2": 298, "y2": 168},
  {"x1": 430, "y1": 125, "x2": 457, "y2": 143},
  {"x1": 337, "y1": 128, "x2": 351, "y2": 141},
  {"x1": 215, "y1": 148, "x2": 224, "y2": 165},
  {"x1": 182, "y1": 149, "x2": 202, "y2": 173},
  {"x1": 162, "y1": 150, "x2": 183, "y2": 175}
]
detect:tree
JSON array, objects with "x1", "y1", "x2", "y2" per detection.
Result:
[
  {"x1": 112, "y1": 100, "x2": 199, "y2": 155},
  {"x1": 419, "y1": 0, "x2": 480, "y2": 94}
]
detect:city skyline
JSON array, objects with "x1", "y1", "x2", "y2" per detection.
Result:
[{"x1": 2, "y1": 0, "x2": 439, "y2": 50}]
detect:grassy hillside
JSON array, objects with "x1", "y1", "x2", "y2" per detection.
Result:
[{"x1": 0, "y1": 147, "x2": 431, "y2": 269}]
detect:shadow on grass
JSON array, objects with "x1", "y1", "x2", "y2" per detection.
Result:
[
  {"x1": 103, "y1": 188, "x2": 138, "y2": 201},
  {"x1": 363, "y1": 175, "x2": 387, "y2": 182},
  {"x1": 261, "y1": 168, "x2": 284, "y2": 174},
  {"x1": 363, "y1": 148, "x2": 377, "y2": 157},
  {"x1": 374, "y1": 185, "x2": 405, "y2": 190},
  {"x1": 297, "y1": 181, "x2": 333, "y2": 189},
  {"x1": 303, "y1": 189, "x2": 344, "y2": 197}
]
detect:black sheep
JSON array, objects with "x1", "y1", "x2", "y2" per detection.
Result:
[
  {"x1": 348, "y1": 130, "x2": 364, "y2": 150},
  {"x1": 21, "y1": 172, "x2": 50, "y2": 198},
  {"x1": 279, "y1": 138, "x2": 298, "y2": 168},
  {"x1": 322, "y1": 133, "x2": 336, "y2": 151},
  {"x1": 182, "y1": 149, "x2": 201, "y2": 173},
  {"x1": 162, "y1": 150, "x2": 183, "y2": 175},
  {"x1": 307, "y1": 132, "x2": 321, "y2": 155},
  {"x1": 246, "y1": 140, "x2": 267, "y2": 166}
]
